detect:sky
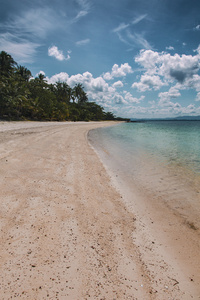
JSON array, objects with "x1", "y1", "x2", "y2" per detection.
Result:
[{"x1": 1, "y1": 0, "x2": 200, "y2": 118}]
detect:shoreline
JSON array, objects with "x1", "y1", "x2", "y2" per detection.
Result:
[
  {"x1": 89, "y1": 124, "x2": 200, "y2": 299},
  {"x1": 0, "y1": 121, "x2": 199, "y2": 299},
  {"x1": 0, "y1": 121, "x2": 149, "y2": 299}
]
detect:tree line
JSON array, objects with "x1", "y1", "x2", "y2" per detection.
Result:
[{"x1": 0, "y1": 51, "x2": 126, "y2": 121}]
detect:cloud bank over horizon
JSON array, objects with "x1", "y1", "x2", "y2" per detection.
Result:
[{"x1": 38, "y1": 46, "x2": 200, "y2": 118}]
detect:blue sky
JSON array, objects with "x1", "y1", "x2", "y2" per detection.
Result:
[{"x1": 1, "y1": 0, "x2": 200, "y2": 118}]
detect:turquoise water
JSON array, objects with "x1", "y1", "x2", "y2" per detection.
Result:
[
  {"x1": 91, "y1": 121, "x2": 200, "y2": 175},
  {"x1": 89, "y1": 120, "x2": 200, "y2": 227}
]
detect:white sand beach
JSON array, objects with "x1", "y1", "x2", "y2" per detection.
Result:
[{"x1": 0, "y1": 121, "x2": 199, "y2": 299}]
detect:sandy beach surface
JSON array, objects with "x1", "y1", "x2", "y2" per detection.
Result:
[{"x1": 0, "y1": 121, "x2": 199, "y2": 299}]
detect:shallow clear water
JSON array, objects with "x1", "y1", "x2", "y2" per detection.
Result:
[
  {"x1": 89, "y1": 120, "x2": 200, "y2": 227},
  {"x1": 91, "y1": 121, "x2": 200, "y2": 175}
]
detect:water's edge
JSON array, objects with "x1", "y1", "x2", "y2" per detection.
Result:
[{"x1": 88, "y1": 123, "x2": 200, "y2": 299}]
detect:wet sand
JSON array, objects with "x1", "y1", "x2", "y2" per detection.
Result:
[
  {"x1": 0, "y1": 121, "x2": 199, "y2": 299},
  {"x1": 89, "y1": 125, "x2": 200, "y2": 299}
]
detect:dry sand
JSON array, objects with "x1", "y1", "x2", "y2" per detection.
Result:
[{"x1": 0, "y1": 121, "x2": 199, "y2": 299}]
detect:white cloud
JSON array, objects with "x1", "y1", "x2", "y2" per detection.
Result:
[
  {"x1": 135, "y1": 49, "x2": 160, "y2": 73},
  {"x1": 47, "y1": 72, "x2": 69, "y2": 84},
  {"x1": 75, "y1": 10, "x2": 88, "y2": 20},
  {"x1": 90, "y1": 77, "x2": 109, "y2": 92},
  {"x1": 183, "y1": 74, "x2": 200, "y2": 92},
  {"x1": 76, "y1": 39, "x2": 90, "y2": 46},
  {"x1": 36, "y1": 70, "x2": 46, "y2": 77},
  {"x1": 103, "y1": 63, "x2": 133, "y2": 80},
  {"x1": 113, "y1": 14, "x2": 147, "y2": 33},
  {"x1": 195, "y1": 25, "x2": 200, "y2": 31},
  {"x1": 132, "y1": 74, "x2": 166, "y2": 91},
  {"x1": 112, "y1": 102, "x2": 200, "y2": 119},
  {"x1": 48, "y1": 71, "x2": 114, "y2": 97},
  {"x1": 46, "y1": 70, "x2": 198, "y2": 118},
  {"x1": 196, "y1": 92, "x2": 200, "y2": 101},
  {"x1": 113, "y1": 81, "x2": 124, "y2": 88},
  {"x1": 71, "y1": 0, "x2": 91, "y2": 23},
  {"x1": 158, "y1": 87, "x2": 181, "y2": 107},
  {"x1": 127, "y1": 31, "x2": 152, "y2": 49},
  {"x1": 112, "y1": 15, "x2": 151, "y2": 50},
  {"x1": 124, "y1": 92, "x2": 145, "y2": 103},
  {"x1": 0, "y1": 8, "x2": 64, "y2": 63},
  {"x1": 47, "y1": 71, "x2": 132, "y2": 107},
  {"x1": 5, "y1": 8, "x2": 57, "y2": 39},
  {"x1": 132, "y1": 14, "x2": 147, "y2": 25},
  {"x1": 112, "y1": 94, "x2": 127, "y2": 105},
  {"x1": 112, "y1": 23, "x2": 129, "y2": 33},
  {"x1": 0, "y1": 33, "x2": 40, "y2": 63},
  {"x1": 103, "y1": 72, "x2": 114, "y2": 81},
  {"x1": 116, "y1": 32, "x2": 132, "y2": 46},
  {"x1": 135, "y1": 49, "x2": 200, "y2": 82},
  {"x1": 166, "y1": 46, "x2": 174, "y2": 51},
  {"x1": 48, "y1": 46, "x2": 70, "y2": 61},
  {"x1": 133, "y1": 48, "x2": 200, "y2": 95},
  {"x1": 76, "y1": 0, "x2": 91, "y2": 11}
]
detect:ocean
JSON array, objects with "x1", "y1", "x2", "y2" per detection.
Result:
[{"x1": 89, "y1": 121, "x2": 200, "y2": 229}]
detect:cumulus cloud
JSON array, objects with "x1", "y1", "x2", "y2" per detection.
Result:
[
  {"x1": 158, "y1": 87, "x2": 181, "y2": 107},
  {"x1": 132, "y1": 74, "x2": 166, "y2": 91},
  {"x1": 48, "y1": 72, "x2": 69, "y2": 84},
  {"x1": 112, "y1": 94, "x2": 127, "y2": 105},
  {"x1": 44, "y1": 46, "x2": 200, "y2": 118},
  {"x1": 135, "y1": 49, "x2": 200, "y2": 82},
  {"x1": 131, "y1": 47, "x2": 200, "y2": 116},
  {"x1": 48, "y1": 46, "x2": 71, "y2": 61},
  {"x1": 103, "y1": 72, "x2": 113, "y2": 81},
  {"x1": 189, "y1": 74, "x2": 200, "y2": 92},
  {"x1": 47, "y1": 71, "x2": 114, "y2": 99},
  {"x1": 47, "y1": 70, "x2": 140, "y2": 108},
  {"x1": 112, "y1": 81, "x2": 124, "y2": 88},
  {"x1": 112, "y1": 102, "x2": 200, "y2": 119},
  {"x1": 133, "y1": 48, "x2": 200, "y2": 96},
  {"x1": 124, "y1": 92, "x2": 145, "y2": 103},
  {"x1": 36, "y1": 70, "x2": 46, "y2": 77},
  {"x1": 166, "y1": 46, "x2": 174, "y2": 51},
  {"x1": 196, "y1": 92, "x2": 200, "y2": 101},
  {"x1": 103, "y1": 63, "x2": 133, "y2": 80}
]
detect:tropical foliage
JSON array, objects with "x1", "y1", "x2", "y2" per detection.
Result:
[{"x1": 0, "y1": 51, "x2": 119, "y2": 121}]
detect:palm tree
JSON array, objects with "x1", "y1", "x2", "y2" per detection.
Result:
[
  {"x1": 79, "y1": 90, "x2": 88, "y2": 104},
  {"x1": 16, "y1": 65, "x2": 32, "y2": 82},
  {"x1": 73, "y1": 83, "x2": 82, "y2": 102},
  {"x1": 73, "y1": 83, "x2": 88, "y2": 104},
  {"x1": 0, "y1": 51, "x2": 16, "y2": 77},
  {"x1": 55, "y1": 82, "x2": 71, "y2": 103},
  {"x1": 38, "y1": 73, "x2": 46, "y2": 82}
]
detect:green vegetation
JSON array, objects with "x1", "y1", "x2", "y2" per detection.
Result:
[{"x1": 0, "y1": 51, "x2": 126, "y2": 121}]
